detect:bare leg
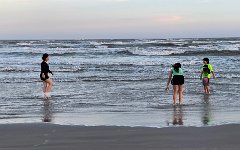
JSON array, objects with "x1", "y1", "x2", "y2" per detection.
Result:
[
  {"x1": 43, "y1": 81, "x2": 47, "y2": 93},
  {"x1": 204, "y1": 86, "x2": 207, "y2": 94},
  {"x1": 179, "y1": 85, "x2": 184, "y2": 105},
  {"x1": 206, "y1": 86, "x2": 210, "y2": 94},
  {"x1": 204, "y1": 86, "x2": 210, "y2": 94},
  {"x1": 173, "y1": 85, "x2": 179, "y2": 105},
  {"x1": 45, "y1": 79, "x2": 54, "y2": 93}
]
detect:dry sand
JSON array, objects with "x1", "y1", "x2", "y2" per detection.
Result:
[{"x1": 0, "y1": 123, "x2": 240, "y2": 150}]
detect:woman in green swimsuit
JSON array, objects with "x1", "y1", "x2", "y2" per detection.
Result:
[{"x1": 166, "y1": 63, "x2": 184, "y2": 105}]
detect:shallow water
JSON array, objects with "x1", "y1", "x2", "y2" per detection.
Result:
[{"x1": 0, "y1": 38, "x2": 240, "y2": 127}]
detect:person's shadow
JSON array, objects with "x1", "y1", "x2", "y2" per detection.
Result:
[
  {"x1": 172, "y1": 105, "x2": 184, "y2": 126},
  {"x1": 42, "y1": 98, "x2": 54, "y2": 123},
  {"x1": 201, "y1": 95, "x2": 212, "y2": 125}
]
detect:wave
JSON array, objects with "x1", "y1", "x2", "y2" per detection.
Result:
[
  {"x1": 170, "y1": 50, "x2": 240, "y2": 56},
  {"x1": 80, "y1": 76, "x2": 160, "y2": 82},
  {"x1": 3, "y1": 50, "x2": 240, "y2": 58},
  {"x1": 117, "y1": 49, "x2": 240, "y2": 56},
  {"x1": 101, "y1": 42, "x2": 179, "y2": 48},
  {"x1": 1, "y1": 51, "x2": 79, "y2": 57},
  {"x1": 1, "y1": 38, "x2": 240, "y2": 48},
  {"x1": 0, "y1": 48, "x2": 177, "y2": 57},
  {"x1": 1, "y1": 39, "x2": 240, "y2": 55},
  {"x1": 116, "y1": 49, "x2": 181, "y2": 56},
  {"x1": 1, "y1": 77, "x2": 239, "y2": 84},
  {"x1": 0, "y1": 67, "x2": 32, "y2": 72}
]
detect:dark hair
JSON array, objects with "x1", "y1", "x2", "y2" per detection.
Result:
[
  {"x1": 172, "y1": 63, "x2": 181, "y2": 72},
  {"x1": 203, "y1": 58, "x2": 209, "y2": 64},
  {"x1": 42, "y1": 53, "x2": 49, "y2": 61}
]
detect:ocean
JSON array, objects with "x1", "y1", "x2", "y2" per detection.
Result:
[{"x1": 0, "y1": 38, "x2": 240, "y2": 127}]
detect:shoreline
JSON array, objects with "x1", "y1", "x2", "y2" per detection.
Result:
[{"x1": 0, "y1": 123, "x2": 240, "y2": 150}]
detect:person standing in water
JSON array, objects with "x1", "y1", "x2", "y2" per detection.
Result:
[
  {"x1": 200, "y1": 58, "x2": 216, "y2": 94},
  {"x1": 40, "y1": 53, "x2": 54, "y2": 97},
  {"x1": 166, "y1": 63, "x2": 184, "y2": 105}
]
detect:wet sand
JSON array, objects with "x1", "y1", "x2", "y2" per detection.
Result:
[{"x1": 0, "y1": 123, "x2": 240, "y2": 150}]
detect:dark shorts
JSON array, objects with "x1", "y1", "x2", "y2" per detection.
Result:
[
  {"x1": 40, "y1": 73, "x2": 49, "y2": 81},
  {"x1": 171, "y1": 75, "x2": 184, "y2": 85},
  {"x1": 202, "y1": 78, "x2": 209, "y2": 86}
]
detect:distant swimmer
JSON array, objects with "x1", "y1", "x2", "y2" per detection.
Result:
[
  {"x1": 40, "y1": 53, "x2": 54, "y2": 97},
  {"x1": 166, "y1": 63, "x2": 184, "y2": 105},
  {"x1": 200, "y1": 58, "x2": 216, "y2": 94}
]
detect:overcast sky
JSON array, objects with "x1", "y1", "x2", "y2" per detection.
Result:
[{"x1": 0, "y1": 0, "x2": 240, "y2": 39}]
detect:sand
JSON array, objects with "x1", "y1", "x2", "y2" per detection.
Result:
[{"x1": 0, "y1": 123, "x2": 240, "y2": 150}]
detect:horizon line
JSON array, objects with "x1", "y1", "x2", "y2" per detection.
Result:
[{"x1": 0, "y1": 36, "x2": 240, "y2": 41}]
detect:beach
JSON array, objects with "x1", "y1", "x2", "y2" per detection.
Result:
[
  {"x1": 1, "y1": 0, "x2": 240, "y2": 148},
  {"x1": 1, "y1": 123, "x2": 240, "y2": 150},
  {"x1": 0, "y1": 39, "x2": 240, "y2": 149}
]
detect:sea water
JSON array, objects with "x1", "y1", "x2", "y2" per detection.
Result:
[{"x1": 0, "y1": 38, "x2": 240, "y2": 127}]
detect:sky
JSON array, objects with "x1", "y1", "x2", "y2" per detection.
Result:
[{"x1": 0, "y1": 0, "x2": 240, "y2": 39}]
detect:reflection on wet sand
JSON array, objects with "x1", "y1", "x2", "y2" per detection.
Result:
[
  {"x1": 172, "y1": 105, "x2": 184, "y2": 125},
  {"x1": 202, "y1": 95, "x2": 212, "y2": 125},
  {"x1": 167, "y1": 105, "x2": 184, "y2": 126},
  {"x1": 42, "y1": 98, "x2": 54, "y2": 123}
]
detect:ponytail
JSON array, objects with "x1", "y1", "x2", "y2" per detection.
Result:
[
  {"x1": 173, "y1": 63, "x2": 181, "y2": 73},
  {"x1": 42, "y1": 53, "x2": 49, "y2": 61}
]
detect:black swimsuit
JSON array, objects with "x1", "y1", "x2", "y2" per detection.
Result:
[{"x1": 40, "y1": 61, "x2": 52, "y2": 81}]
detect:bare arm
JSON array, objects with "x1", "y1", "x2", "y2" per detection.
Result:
[
  {"x1": 166, "y1": 70, "x2": 172, "y2": 90},
  {"x1": 200, "y1": 71, "x2": 203, "y2": 80},
  {"x1": 211, "y1": 71, "x2": 216, "y2": 79}
]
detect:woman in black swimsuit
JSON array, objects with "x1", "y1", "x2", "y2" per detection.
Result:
[{"x1": 40, "y1": 53, "x2": 54, "y2": 97}]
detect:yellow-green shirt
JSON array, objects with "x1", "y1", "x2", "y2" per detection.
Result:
[{"x1": 202, "y1": 64, "x2": 213, "y2": 78}]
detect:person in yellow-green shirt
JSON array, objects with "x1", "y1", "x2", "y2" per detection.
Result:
[{"x1": 200, "y1": 58, "x2": 216, "y2": 94}]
